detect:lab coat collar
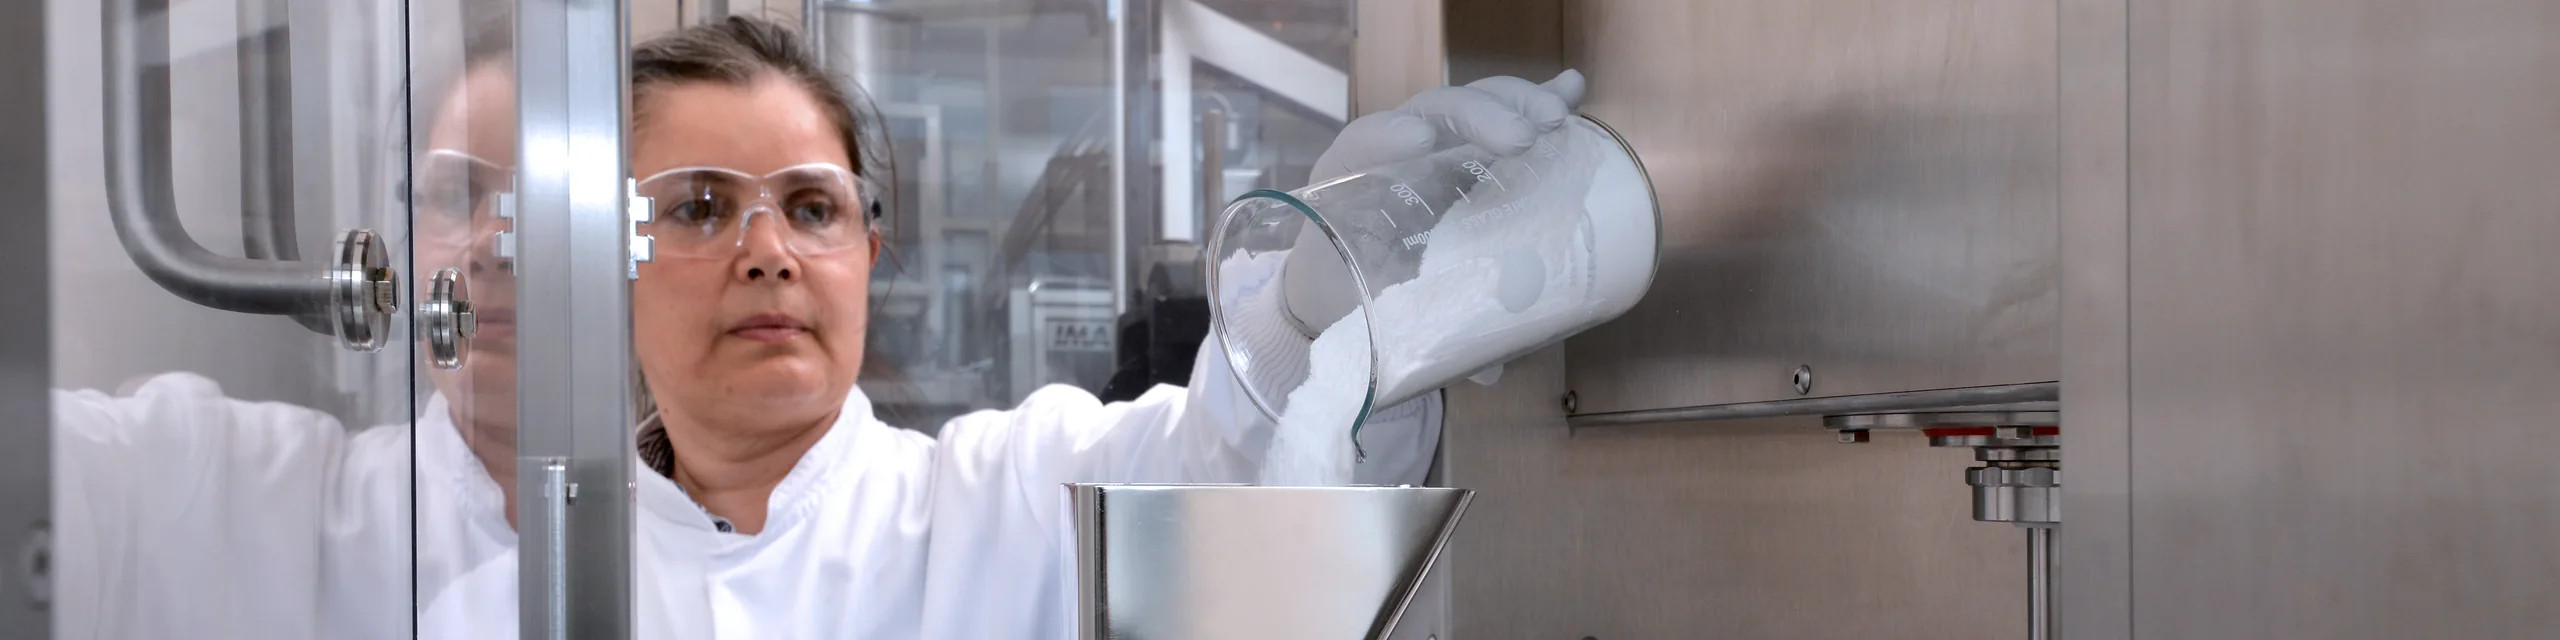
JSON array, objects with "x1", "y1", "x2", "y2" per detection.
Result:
[{"x1": 635, "y1": 383, "x2": 887, "y2": 536}]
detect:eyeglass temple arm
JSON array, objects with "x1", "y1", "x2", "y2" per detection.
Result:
[{"x1": 106, "y1": 0, "x2": 335, "y2": 335}]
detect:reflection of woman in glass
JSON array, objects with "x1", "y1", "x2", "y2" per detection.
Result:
[
  {"x1": 56, "y1": 12, "x2": 1592, "y2": 640},
  {"x1": 55, "y1": 8, "x2": 528, "y2": 638}
]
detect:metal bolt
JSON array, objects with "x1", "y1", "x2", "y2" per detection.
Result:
[
  {"x1": 1791, "y1": 365, "x2": 1814, "y2": 395},
  {"x1": 366, "y1": 270, "x2": 400, "y2": 313},
  {"x1": 1561, "y1": 391, "x2": 1580, "y2": 414},
  {"x1": 1837, "y1": 430, "x2": 1870, "y2": 444}
]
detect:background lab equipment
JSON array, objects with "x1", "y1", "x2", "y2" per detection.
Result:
[{"x1": 5, "y1": 0, "x2": 2558, "y2": 638}]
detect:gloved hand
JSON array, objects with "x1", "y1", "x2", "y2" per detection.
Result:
[
  {"x1": 1310, "y1": 70, "x2": 1588, "y2": 185},
  {"x1": 1278, "y1": 70, "x2": 1590, "y2": 338}
]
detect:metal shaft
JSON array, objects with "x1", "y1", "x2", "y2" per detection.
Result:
[{"x1": 2028, "y1": 525, "x2": 2053, "y2": 640}]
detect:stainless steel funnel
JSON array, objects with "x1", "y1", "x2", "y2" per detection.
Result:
[{"x1": 1068, "y1": 484, "x2": 1472, "y2": 640}]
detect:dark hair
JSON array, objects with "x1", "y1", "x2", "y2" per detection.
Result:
[{"x1": 632, "y1": 16, "x2": 883, "y2": 183}]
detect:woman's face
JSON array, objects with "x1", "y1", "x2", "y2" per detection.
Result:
[
  {"x1": 629, "y1": 76, "x2": 874, "y2": 422},
  {"x1": 417, "y1": 63, "x2": 521, "y2": 432}
]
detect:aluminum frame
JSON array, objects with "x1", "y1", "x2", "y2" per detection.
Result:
[
  {"x1": 514, "y1": 0, "x2": 636, "y2": 637},
  {"x1": 2056, "y1": 0, "x2": 2133, "y2": 636}
]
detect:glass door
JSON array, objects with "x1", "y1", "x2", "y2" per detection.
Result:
[
  {"x1": 23, "y1": 0, "x2": 640, "y2": 636},
  {"x1": 409, "y1": 0, "x2": 543, "y2": 636},
  {"x1": 42, "y1": 0, "x2": 435, "y2": 636}
]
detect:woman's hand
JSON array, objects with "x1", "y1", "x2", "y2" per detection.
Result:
[
  {"x1": 1279, "y1": 70, "x2": 1591, "y2": 338},
  {"x1": 1310, "y1": 70, "x2": 1588, "y2": 185}
]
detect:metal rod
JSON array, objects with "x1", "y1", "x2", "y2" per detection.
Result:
[
  {"x1": 693, "y1": 0, "x2": 730, "y2": 25},
  {"x1": 105, "y1": 0, "x2": 336, "y2": 320},
  {"x1": 237, "y1": 0, "x2": 297, "y2": 263},
  {"x1": 2028, "y1": 525, "x2": 2054, "y2": 640},
  {"x1": 1107, "y1": 0, "x2": 1131, "y2": 314},
  {"x1": 1564, "y1": 382, "x2": 2061, "y2": 427},
  {"x1": 543, "y1": 460, "x2": 571, "y2": 640},
  {"x1": 803, "y1": 0, "x2": 825, "y2": 71},
  {"x1": 1201, "y1": 108, "x2": 1225, "y2": 215},
  {"x1": 233, "y1": 0, "x2": 337, "y2": 336}
]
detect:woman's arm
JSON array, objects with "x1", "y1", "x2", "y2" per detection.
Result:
[
  {"x1": 917, "y1": 288, "x2": 1441, "y2": 640},
  {"x1": 52, "y1": 373, "x2": 350, "y2": 639}
]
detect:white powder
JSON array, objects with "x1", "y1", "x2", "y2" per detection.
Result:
[
  {"x1": 1256, "y1": 312, "x2": 1369, "y2": 486},
  {"x1": 1256, "y1": 117, "x2": 1657, "y2": 487}
]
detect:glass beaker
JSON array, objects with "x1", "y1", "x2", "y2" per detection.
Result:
[{"x1": 1207, "y1": 115, "x2": 1661, "y2": 437}]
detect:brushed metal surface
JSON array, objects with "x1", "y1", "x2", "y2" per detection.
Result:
[
  {"x1": 1555, "y1": 0, "x2": 2060, "y2": 415},
  {"x1": 513, "y1": 0, "x2": 636, "y2": 635},
  {"x1": 2126, "y1": 1, "x2": 2560, "y2": 637},
  {"x1": 1070, "y1": 485, "x2": 1470, "y2": 640},
  {"x1": 1349, "y1": 0, "x2": 1442, "y2": 118},
  {"x1": 2057, "y1": 0, "x2": 2132, "y2": 637},
  {"x1": 1567, "y1": 382, "x2": 2055, "y2": 427},
  {"x1": 1443, "y1": 347, "x2": 2022, "y2": 639}
]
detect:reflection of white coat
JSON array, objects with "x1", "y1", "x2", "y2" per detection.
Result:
[
  {"x1": 50, "y1": 272, "x2": 1440, "y2": 640},
  {"x1": 54, "y1": 378, "x2": 510, "y2": 640}
]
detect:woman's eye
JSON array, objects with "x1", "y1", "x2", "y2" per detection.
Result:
[
  {"x1": 665, "y1": 197, "x2": 721, "y2": 225},
  {"x1": 416, "y1": 175, "x2": 471, "y2": 218},
  {"x1": 788, "y1": 199, "x2": 840, "y2": 226}
]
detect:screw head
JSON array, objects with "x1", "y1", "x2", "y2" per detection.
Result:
[
  {"x1": 1561, "y1": 391, "x2": 1580, "y2": 414},
  {"x1": 21, "y1": 525, "x2": 47, "y2": 606},
  {"x1": 1791, "y1": 365, "x2": 1814, "y2": 395}
]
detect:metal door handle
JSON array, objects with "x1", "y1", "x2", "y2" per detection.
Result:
[
  {"x1": 102, "y1": 0, "x2": 396, "y2": 351},
  {"x1": 420, "y1": 268, "x2": 476, "y2": 369}
]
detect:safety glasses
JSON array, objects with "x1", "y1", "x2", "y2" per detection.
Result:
[
  {"x1": 636, "y1": 162, "x2": 880, "y2": 259},
  {"x1": 412, "y1": 149, "x2": 513, "y2": 250},
  {"x1": 410, "y1": 153, "x2": 883, "y2": 260}
]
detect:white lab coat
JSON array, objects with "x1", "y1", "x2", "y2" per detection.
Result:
[
  {"x1": 51, "y1": 258, "x2": 1442, "y2": 640},
  {"x1": 416, "y1": 348, "x2": 1439, "y2": 639}
]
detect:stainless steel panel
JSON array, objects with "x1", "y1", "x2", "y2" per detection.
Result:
[
  {"x1": 1350, "y1": 0, "x2": 1442, "y2": 117},
  {"x1": 1557, "y1": 0, "x2": 2060, "y2": 416},
  {"x1": 514, "y1": 0, "x2": 635, "y2": 635},
  {"x1": 2057, "y1": 0, "x2": 2133, "y2": 637},
  {"x1": 2127, "y1": 1, "x2": 2560, "y2": 637},
  {"x1": 0, "y1": 0, "x2": 49, "y2": 631},
  {"x1": 1441, "y1": 0, "x2": 1560, "y2": 84},
  {"x1": 1441, "y1": 347, "x2": 2021, "y2": 639}
]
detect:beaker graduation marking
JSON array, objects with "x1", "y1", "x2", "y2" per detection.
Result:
[
  {"x1": 1455, "y1": 187, "x2": 1472, "y2": 204},
  {"x1": 1463, "y1": 160, "x2": 1509, "y2": 193},
  {"x1": 1390, "y1": 182, "x2": 1436, "y2": 217}
]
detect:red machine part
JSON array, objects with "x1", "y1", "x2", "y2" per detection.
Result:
[{"x1": 1920, "y1": 426, "x2": 2060, "y2": 438}]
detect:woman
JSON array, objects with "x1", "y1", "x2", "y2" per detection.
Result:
[
  {"x1": 55, "y1": 13, "x2": 1590, "y2": 640},
  {"x1": 423, "y1": 17, "x2": 1590, "y2": 638}
]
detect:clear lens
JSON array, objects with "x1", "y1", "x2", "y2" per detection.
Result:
[
  {"x1": 414, "y1": 150, "x2": 511, "y2": 251},
  {"x1": 636, "y1": 163, "x2": 871, "y2": 258}
]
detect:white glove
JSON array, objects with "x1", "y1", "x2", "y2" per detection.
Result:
[
  {"x1": 1311, "y1": 70, "x2": 1589, "y2": 185},
  {"x1": 1279, "y1": 70, "x2": 1591, "y2": 338}
]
